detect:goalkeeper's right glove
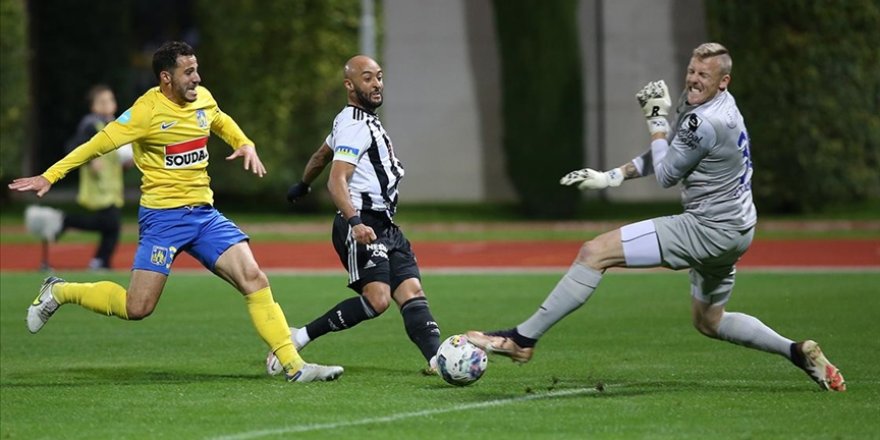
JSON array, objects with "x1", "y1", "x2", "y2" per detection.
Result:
[
  {"x1": 560, "y1": 167, "x2": 623, "y2": 190},
  {"x1": 286, "y1": 181, "x2": 311, "y2": 203},
  {"x1": 635, "y1": 80, "x2": 671, "y2": 135}
]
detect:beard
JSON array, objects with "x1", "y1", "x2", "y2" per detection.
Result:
[
  {"x1": 355, "y1": 88, "x2": 382, "y2": 111},
  {"x1": 173, "y1": 80, "x2": 197, "y2": 103}
]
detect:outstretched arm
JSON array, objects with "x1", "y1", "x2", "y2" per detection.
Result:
[
  {"x1": 8, "y1": 131, "x2": 121, "y2": 197},
  {"x1": 287, "y1": 143, "x2": 333, "y2": 203},
  {"x1": 225, "y1": 145, "x2": 266, "y2": 177},
  {"x1": 302, "y1": 143, "x2": 334, "y2": 184},
  {"x1": 8, "y1": 175, "x2": 53, "y2": 197}
]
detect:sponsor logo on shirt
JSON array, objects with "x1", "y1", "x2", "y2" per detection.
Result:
[
  {"x1": 677, "y1": 113, "x2": 703, "y2": 149},
  {"x1": 118, "y1": 108, "x2": 132, "y2": 124},
  {"x1": 687, "y1": 114, "x2": 702, "y2": 131},
  {"x1": 160, "y1": 121, "x2": 178, "y2": 130},
  {"x1": 196, "y1": 109, "x2": 208, "y2": 129},
  {"x1": 335, "y1": 145, "x2": 360, "y2": 157},
  {"x1": 165, "y1": 136, "x2": 209, "y2": 168}
]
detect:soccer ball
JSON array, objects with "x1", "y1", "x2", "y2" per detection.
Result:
[{"x1": 436, "y1": 334, "x2": 488, "y2": 386}]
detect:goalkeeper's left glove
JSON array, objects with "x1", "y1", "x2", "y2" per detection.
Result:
[
  {"x1": 560, "y1": 167, "x2": 623, "y2": 190},
  {"x1": 635, "y1": 80, "x2": 671, "y2": 135}
]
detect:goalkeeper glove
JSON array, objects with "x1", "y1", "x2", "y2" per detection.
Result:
[
  {"x1": 559, "y1": 167, "x2": 623, "y2": 190},
  {"x1": 635, "y1": 80, "x2": 671, "y2": 135},
  {"x1": 286, "y1": 181, "x2": 311, "y2": 203}
]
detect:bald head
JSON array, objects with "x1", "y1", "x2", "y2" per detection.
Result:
[
  {"x1": 344, "y1": 55, "x2": 380, "y2": 79},
  {"x1": 344, "y1": 55, "x2": 384, "y2": 110}
]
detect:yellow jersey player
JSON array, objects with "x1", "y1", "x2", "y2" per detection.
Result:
[{"x1": 9, "y1": 41, "x2": 343, "y2": 383}]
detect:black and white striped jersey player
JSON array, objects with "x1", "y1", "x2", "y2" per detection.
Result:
[
  {"x1": 267, "y1": 55, "x2": 442, "y2": 376},
  {"x1": 466, "y1": 43, "x2": 845, "y2": 392}
]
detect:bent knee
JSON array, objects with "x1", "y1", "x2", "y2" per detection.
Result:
[
  {"x1": 243, "y1": 266, "x2": 268, "y2": 286},
  {"x1": 575, "y1": 240, "x2": 604, "y2": 268},
  {"x1": 126, "y1": 304, "x2": 155, "y2": 321},
  {"x1": 363, "y1": 293, "x2": 391, "y2": 314},
  {"x1": 692, "y1": 318, "x2": 719, "y2": 338}
]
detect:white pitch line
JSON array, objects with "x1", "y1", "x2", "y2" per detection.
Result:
[{"x1": 207, "y1": 386, "x2": 608, "y2": 440}]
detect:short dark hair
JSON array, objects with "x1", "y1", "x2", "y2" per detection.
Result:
[
  {"x1": 152, "y1": 41, "x2": 196, "y2": 80},
  {"x1": 86, "y1": 84, "x2": 112, "y2": 106}
]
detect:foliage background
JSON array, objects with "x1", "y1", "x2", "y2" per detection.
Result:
[
  {"x1": 493, "y1": 0, "x2": 584, "y2": 218},
  {"x1": 706, "y1": 0, "x2": 880, "y2": 213},
  {"x1": 3, "y1": 0, "x2": 877, "y2": 216},
  {"x1": 196, "y1": 1, "x2": 362, "y2": 208},
  {"x1": 0, "y1": 0, "x2": 29, "y2": 199},
  {"x1": 24, "y1": 0, "x2": 134, "y2": 183}
]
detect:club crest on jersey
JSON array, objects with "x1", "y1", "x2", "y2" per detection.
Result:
[
  {"x1": 196, "y1": 109, "x2": 208, "y2": 129},
  {"x1": 335, "y1": 145, "x2": 360, "y2": 158},
  {"x1": 165, "y1": 136, "x2": 209, "y2": 168},
  {"x1": 151, "y1": 246, "x2": 168, "y2": 266}
]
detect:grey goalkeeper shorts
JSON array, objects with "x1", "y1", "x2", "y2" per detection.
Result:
[{"x1": 652, "y1": 213, "x2": 754, "y2": 305}]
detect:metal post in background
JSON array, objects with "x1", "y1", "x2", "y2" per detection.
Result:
[{"x1": 360, "y1": 0, "x2": 376, "y2": 57}]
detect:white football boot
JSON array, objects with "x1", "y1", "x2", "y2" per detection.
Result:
[
  {"x1": 27, "y1": 276, "x2": 64, "y2": 333},
  {"x1": 286, "y1": 363, "x2": 344, "y2": 383},
  {"x1": 421, "y1": 355, "x2": 439, "y2": 376},
  {"x1": 793, "y1": 340, "x2": 846, "y2": 391}
]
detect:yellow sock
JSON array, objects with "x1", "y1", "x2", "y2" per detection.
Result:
[
  {"x1": 53, "y1": 281, "x2": 129, "y2": 319},
  {"x1": 245, "y1": 287, "x2": 304, "y2": 373}
]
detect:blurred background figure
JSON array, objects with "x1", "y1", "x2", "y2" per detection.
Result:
[{"x1": 25, "y1": 85, "x2": 133, "y2": 270}]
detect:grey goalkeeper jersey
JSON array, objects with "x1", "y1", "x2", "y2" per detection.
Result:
[{"x1": 656, "y1": 90, "x2": 757, "y2": 230}]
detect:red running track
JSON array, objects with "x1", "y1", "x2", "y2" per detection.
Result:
[{"x1": 0, "y1": 240, "x2": 878, "y2": 271}]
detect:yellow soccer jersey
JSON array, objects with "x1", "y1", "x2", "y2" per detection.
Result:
[{"x1": 43, "y1": 86, "x2": 253, "y2": 208}]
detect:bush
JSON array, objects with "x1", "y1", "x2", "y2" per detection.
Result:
[
  {"x1": 0, "y1": 0, "x2": 28, "y2": 197},
  {"x1": 196, "y1": 1, "x2": 361, "y2": 208},
  {"x1": 493, "y1": 0, "x2": 584, "y2": 218},
  {"x1": 706, "y1": 0, "x2": 880, "y2": 213}
]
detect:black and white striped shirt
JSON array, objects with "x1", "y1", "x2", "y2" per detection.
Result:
[{"x1": 326, "y1": 105, "x2": 405, "y2": 215}]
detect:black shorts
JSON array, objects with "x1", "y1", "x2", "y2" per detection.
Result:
[{"x1": 332, "y1": 210, "x2": 421, "y2": 293}]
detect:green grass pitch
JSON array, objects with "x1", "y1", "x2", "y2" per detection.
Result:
[{"x1": 1, "y1": 270, "x2": 878, "y2": 439}]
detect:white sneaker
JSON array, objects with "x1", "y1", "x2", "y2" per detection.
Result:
[
  {"x1": 422, "y1": 355, "x2": 439, "y2": 376},
  {"x1": 266, "y1": 326, "x2": 308, "y2": 376},
  {"x1": 25, "y1": 205, "x2": 64, "y2": 242},
  {"x1": 27, "y1": 276, "x2": 64, "y2": 333},
  {"x1": 286, "y1": 363, "x2": 344, "y2": 383}
]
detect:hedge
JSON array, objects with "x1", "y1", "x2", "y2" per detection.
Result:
[
  {"x1": 0, "y1": 0, "x2": 28, "y2": 196},
  {"x1": 493, "y1": 0, "x2": 584, "y2": 218},
  {"x1": 706, "y1": 0, "x2": 880, "y2": 213},
  {"x1": 196, "y1": 0, "x2": 361, "y2": 208}
]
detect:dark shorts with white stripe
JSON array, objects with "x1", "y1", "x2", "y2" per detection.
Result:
[{"x1": 332, "y1": 210, "x2": 421, "y2": 293}]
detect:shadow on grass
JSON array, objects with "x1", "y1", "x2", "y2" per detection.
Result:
[
  {"x1": 421, "y1": 375, "x2": 815, "y2": 400},
  {"x1": 1, "y1": 366, "x2": 265, "y2": 388}
]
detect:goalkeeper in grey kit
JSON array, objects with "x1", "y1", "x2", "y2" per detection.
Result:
[{"x1": 467, "y1": 42, "x2": 845, "y2": 392}]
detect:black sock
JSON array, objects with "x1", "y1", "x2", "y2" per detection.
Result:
[
  {"x1": 512, "y1": 330, "x2": 538, "y2": 348},
  {"x1": 400, "y1": 297, "x2": 441, "y2": 362},
  {"x1": 306, "y1": 296, "x2": 377, "y2": 340},
  {"x1": 789, "y1": 342, "x2": 803, "y2": 367},
  {"x1": 489, "y1": 328, "x2": 537, "y2": 348}
]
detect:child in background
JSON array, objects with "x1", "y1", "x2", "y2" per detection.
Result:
[{"x1": 26, "y1": 85, "x2": 132, "y2": 270}]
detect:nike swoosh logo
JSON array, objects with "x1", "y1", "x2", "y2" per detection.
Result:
[{"x1": 160, "y1": 121, "x2": 177, "y2": 130}]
